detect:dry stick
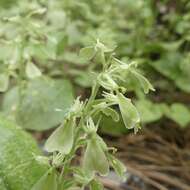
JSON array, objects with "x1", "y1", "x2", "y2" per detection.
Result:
[
  {"x1": 147, "y1": 132, "x2": 185, "y2": 155},
  {"x1": 134, "y1": 148, "x2": 173, "y2": 163},
  {"x1": 119, "y1": 151, "x2": 172, "y2": 165},
  {"x1": 119, "y1": 134, "x2": 179, "y2": 159},
  {"x1": 135, "y1": 163, "x2": 190, "y2": 183},
  {"x1": 131, "y1": 163, "x2": 190, "y2": 183},
  {"x1": 144, "y1": 171, "x2": 190, "y2": 190},
  {"x1": 126, "y1": 143, "x2": 181, "y2": 164},
  {"x1": 143, "y1": 130, "x2": 175, "y2": 147},
  {"x1": 133, "y1": 164, "x2": 188, "y2": 172},
  {"x1": 126, "y1": 165, "x2": 168, "y2": 190}
]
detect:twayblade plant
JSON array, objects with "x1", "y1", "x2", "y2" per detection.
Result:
[{"x1": 32, "y1": 39, "x2": 154, "y2": 190}]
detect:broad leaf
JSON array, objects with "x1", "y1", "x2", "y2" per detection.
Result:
[
  {"x1": 165, "y1": 103, "x2": 190, "y2": 127},
  {"x1": 0, "y1": 116, "x2": 48, "y2": 190},
  {"x1": 135, "y1": 99, "x2": 164, "y2": 123},
  {"x1": 149, "y1": 53, "x2": 190, "y2": 92},
  {"x1": 2, "y1": 77, "x2": 74, "y2": 130}
]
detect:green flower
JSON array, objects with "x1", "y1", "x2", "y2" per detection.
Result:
[
  {"x1": 83, "y1": 135, "x2": 109, "y2": 177},
  {"x1": 117, "y1": 92, "x2": 140, "y2": 130},
  {"x1": 45, "y1": 117, "x2": 75, "y2": 154}
]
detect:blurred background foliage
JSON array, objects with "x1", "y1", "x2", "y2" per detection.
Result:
[{"x1": 0, "y1": 0, "x2": 189, "y2": 134}]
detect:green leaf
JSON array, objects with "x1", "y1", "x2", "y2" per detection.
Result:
[
  {"x1": 136, "y1": 100, "x2": 190, "y2": 127},
  {"x1": 90, "y1": 180, "x2": 104, "y2": 190},
  {"x1": 135, "y1": 99, "x2": 164, "y2": 123},
  {"x1": 79, "y1": 46, "x2": 95, "y2": 61},
  {"x1": 117, "y1": 93, "x2": 140, "y2": 130},
  {"x1": 0, "y1": 73, "x2": 9, "y2": 92},
  {"x1": 2, "y1": 77, "x2": 74, "y2": 130},
  {"x1": 165, "y1": 103, "x2": 190, "y2": 127},
  {"x1": 31, "y1": 168, "x2": 58, "y2": 190},
  {"x1": 149, "y1": 53, "x2": 190, "y2": 93},
  {"x1": 74, "y1": 70, "x2": 95, "y2": 87},
  {"x1": 26, "y1": 62, "x2": 42, "y2": 79},
  {"x1": 0, "y1": 116, "x2": 48, "y2": 190},
  {"x1": 45, "y1": 118, "x2": 75, "y2": 154},
  {"x1": 83, "y1": 136, "x2": 109, "y2": 177}
]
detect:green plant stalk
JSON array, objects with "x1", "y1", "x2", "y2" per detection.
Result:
[
  {"x1": 85, "y1": 82, "x2": 99, "y2": 112},
  {"x1": 58, "y1": 82, "x2": 100, "y2": 182}
]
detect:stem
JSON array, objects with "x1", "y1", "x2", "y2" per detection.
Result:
[
  {"x1": 85, "y1": 82, "x2": 99, "y2": 112},
  {"x1": 58, "y1": 82, "x2": 100, "y2": 179}
]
